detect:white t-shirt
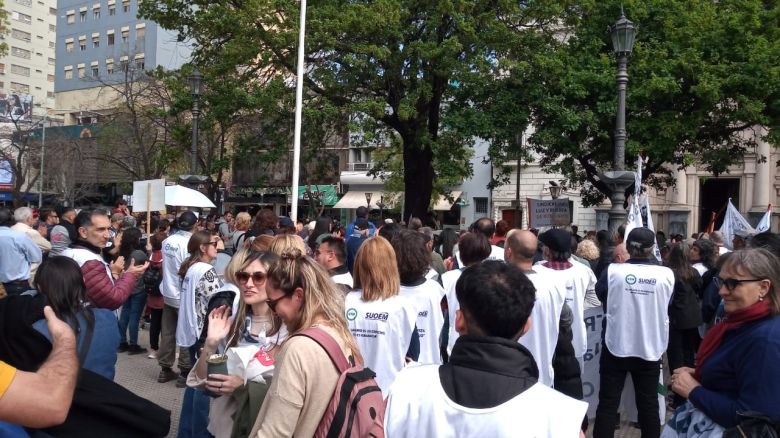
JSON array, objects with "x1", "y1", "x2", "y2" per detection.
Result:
[
  {"x1": 177, "y1": 262, "x2": 223, "y2": 348},
  {"x1": 160, "y1": 230, "x2": 192, "y2": 307},
  {"x1": 385, "y1": 364, "x2": 588, "y2": 438},
  {"x1": 521, "y1": 267, "x2": 567, "y2": 387},
  {"x1": 345, "y1": 292, "x2": 417, "y2": 395},
  {"x1": 488, "y1": 245, "x2": 505, "y2": 261},
  {"x1": 441, "y1": 269, "x2": 464, "y2": 355},
  {"x1": 692, "y1": 262, "x2": 707, "y2": 277},
  {"x1": 331, "y1": 271, "x2": 354, "y2": 289},
  {"x1": 399, "y1": 279, "x2": 446, "y2": 364},
  {"x1": 605, "y1": 263, "x2": 675, "y2": 361}
]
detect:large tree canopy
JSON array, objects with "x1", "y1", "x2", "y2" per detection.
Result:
[
  {"x1": 465, "y1": 0, "x2": 780, "y2": 206},
  {"x1": 140, "y1": 0, "x2": 580, "y2": 219}
]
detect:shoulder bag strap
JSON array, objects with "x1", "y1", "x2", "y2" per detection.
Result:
[
  {"x1": 78, "y1": 311, "x2": 95, "y2": 366},
  {"x1": 294, "y1": 327, "x2": 350, "y2": 373}
]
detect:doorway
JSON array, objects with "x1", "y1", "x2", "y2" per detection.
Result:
[{"x1": 699, "y1": 178, "x2": 740, "y2": 232}]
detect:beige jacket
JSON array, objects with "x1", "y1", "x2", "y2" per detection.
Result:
[{"x1": 250, "y1": 325, "x2": 350, "y2": 438}]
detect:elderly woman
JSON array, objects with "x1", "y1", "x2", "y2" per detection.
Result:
[
  {"x1": 575, "y1": 238, "x2": 600, "y2": 272},
  {"x1": 670, "y1": 248, "x2": 780, "y2": 429}
]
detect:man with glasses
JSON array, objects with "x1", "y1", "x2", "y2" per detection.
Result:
[
  {"x1": 315, "y1": 236, "x2": 353, "y2": 290},
  {"x1": 593, "y1": 227, "x2": 675, "y2": 438}
]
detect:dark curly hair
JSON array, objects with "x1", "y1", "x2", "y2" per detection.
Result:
[{"x1": 392, "y1": 229, "x2": 431, "y2": 284}]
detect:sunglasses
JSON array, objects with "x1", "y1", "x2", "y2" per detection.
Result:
[
  {"x1": 205, "y1": 240, "x2": 219, "y2": 247},
  {"x1": 265, "y1": 294, "x2": 290, "y2": 313},
  {"x1": 714, "y1": 276, "x2": 765, "y2": 291},
  {"x1": 235, "y1": 271, "x2": 267, "y2": 284}
]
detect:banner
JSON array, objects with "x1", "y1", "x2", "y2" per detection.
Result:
[
  {"x1": 755, "y1": 204, "x2": 772, "y2": 233},
  {"x1": 131, "y1": 179, "x2": 166, "y2": 212},
  {"x1": 719, "y1": 198, "x2": 754, "y2": 249},
  {"x1": 624, "y1": 156, "x2": 644, "y2": 241},
  {"x1": 526, "y1": 198, "x2": 570, "y2": 228},
  {"x1": 583, "y1": 306, "x2": 666, "y2": 424}
]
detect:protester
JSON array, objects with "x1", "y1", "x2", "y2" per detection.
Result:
[
  {"x1": 250, "y1": 249, "x2": 362, "y2": 437},
  {"x1": 442, "y1": 232, "x2": 491, "y2": 354},
  {"x1": 576, "y1": 238, "x2": 600, "y2": 272},
  {"x1": 669, "y1": 248, "x2": 780, "y2": 430},
  {"x1": 469, "y1": 217, "x2": 505, "y2": 261},
  {"x1": 249, "y1": 234, "x2": 274, "y2": 253},
  {"x1": 113, "y1": 198, "x2": 131, "y2": 216},
  {"x1": 247, "y1": 209, "x2": 278, "y2": 239},
  {"x1": 63, "y1": 210, "x2": 148, "y2": 310},
  {"x1": 593, "y1": 227, "x2": 675, "y2": 438},
  {"x1": 491, "y1": 219, "x2": 509, "y2": 247},
  {"x1": 692, "y1": 239, "x2": 721, "y2": 326},
  {"x1": 393, "y1": 229, "x2": 446, "y2": 364},
  {"x1": 613, "y1": 242, "x2": 630, "y2": 263},
  {"x1": 346, "y1": 217, "x2": 370, "y2": 273},
  {"x1": 177, "y1": 230, "x2": 224, "y2": 438},
  {"x1": 269, "y1": 233, "x2": 308, "y2": 256},
  {"x1": 146, "y1": 231, "x2": 166, "y2": 360},
  {"x1": 33, "y1": 256, "x2": 120, "y2": 380},
  {"x1": 384, "y1": 261, "x2": 588, "y2": 437},
  {"x1": 347, "y1": 237, "x2": 418, "y2": 394},
  {"x1": 216, "y1": 211, "x2": 235, "y2": 255},
  {"x1": 377, "y1": 221, "x2": 402, "y2": 243},
  {"x1": 306, "y1": 216, "x2": 332, "y2": 253},
  {"x1": 116, "y1": 227, "x2": 149, "y2": 355},
  {"x1": 315, "y1": 235, "x2": 353, "y2": 289},
  {"x1": 0, "y1": 306, "x2": 77, "y2": 428},
  {"x1": 188, "y1": 250, "x2": 285, "y2": 437},
  {"x1": 38, "y1": 207, "x2": 59, "y2": 239},
  {"x1": 593, "y1": 230, "x2": 616, "y2": 277},
  {"x1": 229, "y1": 212, "x2": 252, "y2": 251},
  {"x1": 710, "y1": 231, "x2": 730, "y2": 255},
  {"x1": 418, "y1": 227, "x2": 446, "y2": 276},
  {"x1": 0, "y1": 208, "x2": 41, "y2": 295},
  {"x1": 665, "y1": 242, "x2": 703, "y2": 408},
  {"x1": 12, "y1": 207, "x2": 51, "y2": 254},
  {"x1": 346, "y1": 206, "x2": 376, "y2": 237}
]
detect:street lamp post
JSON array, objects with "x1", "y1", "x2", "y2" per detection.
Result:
[
  {"x1": 376, "y1": 195, "x2": 386, "y2": 221},
  {"x1": 365, "y1": 192, "x2": 373, "y2": 209},
  {"x1": 600, "y1": 10, "x2": 638, "y2": 233},
  {"x1": 189, "y1": 70, "x2": 203, "y2": 177}
]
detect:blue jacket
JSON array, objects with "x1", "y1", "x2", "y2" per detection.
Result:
[
  {"x1": 688, "y1": 315, "x2": 780, "y2": 428},
  {"x1": 345, "y1": 219, "x2": 376, "y2": 237}
]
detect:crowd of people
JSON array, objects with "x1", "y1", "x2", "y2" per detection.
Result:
[{"x1": 0, "y1": 199, "x2": 779, "y2": 437}]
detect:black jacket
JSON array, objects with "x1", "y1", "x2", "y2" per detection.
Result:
[
  {"x1": 553, "y1": 303, "x2": 584, "y2": 400},
  {"x1": 439, "y1": 335, "x2": 538, "y2": 408},
  {"x1": 668, "y1": 271, "x2": 703, "y2": 330}
]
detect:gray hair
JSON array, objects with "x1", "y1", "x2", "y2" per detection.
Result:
[
  {"x1": 710, "y1": 231, "x2": 725, "y2": 245},
  {"x1": 627, "y1": 245, "x2": 654, "y2": 259},
  {"x1": 719, "y1": 248, "x2": 780, "y2": 316},
  {"x1": 418, "y1": 226, "x2": 434, "y2": 243},
  {"x1": 13, "y1": 207, "x2": 33, "y2": 223}
]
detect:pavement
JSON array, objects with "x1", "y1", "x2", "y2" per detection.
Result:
[{"x1": 115, "y1": 327, "x2": 647, "y2": 438}]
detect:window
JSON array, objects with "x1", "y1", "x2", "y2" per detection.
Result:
[
  {"x1": 47, "y1": 74, "x2": 54, "y2": 82},
  {"x1": 79, "y1": 10, "x2": 86, "y2": 22},
  {"x1": 120, "y1": 58, "x2": 128, "y2": 72},
  {"x1": 11, "y1": 29, "x2": 31, "y2": 41},
  {"x1": 136, "y1": 26, "x2": 145, "y2": 40},
  {"x1": 0, "y1": 64, "x2": 5, "y2": 74},
  {"x1": 65, "y1": 41, "x2": 74, "y2": 52},
  {"x1": 64, "y1": 68, "x2": 73, "y2": 79},
  {"x1": 49, "y1": 24, "x2": 55, "y2": 32},
  {"x1": 10, "y1": 82, "x2": 29, "y2": 93},
  {"x1": 122, "y1": 0, "x2": 129, "y2": 12},
  {"x1": 121, "y1": 29, "x2": 128, "y2": 43},
  {"x1": 13, "y1": 0, "x2": 31, "y2": 6},
  {"x1": 48, "y1": 57, "x2": 55, "y2": 65},
  {"x1": 11, "y1": 47, "x2": 30, "y2": 59},
  {"x1": 109, "y1": 4, "x2": 115, "y2": 15},
  {"x1": 93, "y1": 36, "x2": 99, "y2": 48},
  {"x1": 11, "y1": 65, "x2": 30, "y2": 76},
  {"x1": 47, "y1": 91, "x2": 54, "y2": 98},
  {"x1": 66, "y1": 12, "x2": 74, "y2": 24},
  {"x1": 135, "y1": 59, "x2": 144, "y2": 70},
  {"x1": 80, "y1": 40, "x2": 86, "y2": 51},
  {"x1": 77, "y1": 66, "x2": 85, "y2": 78},
  {"x1": 48, "y1": 41, "x2": 54, "y2": 48},
  {"x1": 93, "y1": 9, "x2": 100, "y2": 19},
  {"x1": 91, "y1": 66, "x2": 99, "y2": 78},
  {"x1": 474, "y1": 197, "x2": 489, "y2": 215},
  {"x1": 106, "y1": 61, "x2": 114, "y2": 75},
  {"x1": 12, "y1": 12, "x2": 32, "y2": 24},
  {"x1": 107, "y1": 33, "x2": 115, "y2": 45}
]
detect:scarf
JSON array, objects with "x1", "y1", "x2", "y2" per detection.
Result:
[{"x1": 695, "y1": 299, "x2": 771, "y2": 380}]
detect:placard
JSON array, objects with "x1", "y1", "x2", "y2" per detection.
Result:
[
  {"x1": 527, "y1": 198, "x2": 571, "y2": 228},
  {"x1": 131, "y1": 179, "x2": 166, "y2": 212}
]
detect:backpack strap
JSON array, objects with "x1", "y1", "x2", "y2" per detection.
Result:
[{"x1": 294, "y1": 327, "x2": 350, "y2": 373}]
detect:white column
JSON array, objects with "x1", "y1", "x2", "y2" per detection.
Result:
[
  {"x1": 674, "y1": 166, "x2": 687, "y2": 205},
  {"x1": 754, "y1": 129, "x2": 771, "y2": 209}
]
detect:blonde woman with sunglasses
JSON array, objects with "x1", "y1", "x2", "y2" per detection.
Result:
[{"x1": 187, "y1": 250, "x2": 286, "y2": 437}]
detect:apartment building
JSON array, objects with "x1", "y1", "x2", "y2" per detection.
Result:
[
  {"x1": 54, "y1": 0, "x2": 190, "y2": 124},
  {"x1": 0, "y1": 0, "x2": 57, "y2": 118}
]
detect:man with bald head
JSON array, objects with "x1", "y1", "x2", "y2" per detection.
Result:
[
  {"x1": 613, "y1": 243, "x2": 629, "y2": 263},
  {"x1": 505, "y1": 230, "x2": 585, "y2": 406}
]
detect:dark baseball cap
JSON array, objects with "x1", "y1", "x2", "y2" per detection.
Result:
[
  {"x1": 626, "y1": 227, "x2": 656, "y2": 249},
  {"x1": 538, "y1": 228, "x2": 572, "y2": 253},
  {"x1": 177, "y1": 211, "x2": 198, "y2": 231},
  {"x1": 278, "y1": 216, "x2": 294, "y2": 228},
  {"x1": 354, "y1": 217, "x2": 370, "y2": 231}
]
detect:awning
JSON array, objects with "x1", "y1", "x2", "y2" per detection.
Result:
[
  {"x1": 433, "y1": 191, "x2": 462, "y2": 211},
  {"x1": 334, "y1": 190, "x2": 381, "y2": 209},
  {"x1": 297, "y1": 185, "x2": 338, "y2": 206}
]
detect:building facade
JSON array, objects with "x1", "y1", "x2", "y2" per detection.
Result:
[{"x1": 0, "y1": 0, "x2": 57, "y2": 118}]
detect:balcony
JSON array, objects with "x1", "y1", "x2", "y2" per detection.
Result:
[{"x1": 348, "y1": 162, "x2": 373, "y2": 172}]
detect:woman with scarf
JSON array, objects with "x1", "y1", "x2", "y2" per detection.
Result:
[
  {"x1": 187, "y1": 250, "x2": 286, "y2": 437},
  {"x1": 670, "y1": 248, "x2": 780, "y2": 430}
]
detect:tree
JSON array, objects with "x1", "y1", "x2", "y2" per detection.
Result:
[
  {"x1": 468, "y1": 0, "x2": 780, "y2": 206},
  {"x1": 42, "y1": 133, "x2": 98, "y2": 207},
  {"x1": 140, "y1": 0, "x2": 576, "y2": 219}
]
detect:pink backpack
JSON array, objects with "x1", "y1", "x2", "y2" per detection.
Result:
[{"x1": 295, "y1": 327, "x2": 386, "y2": 438}]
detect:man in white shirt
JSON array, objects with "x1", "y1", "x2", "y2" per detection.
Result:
[
  {"x1": 12, "y1": 207, "x2": 51, "y2": 254},
  {"x1": 470, "y1": 217, "x2": 505, "y2": 261},
  {"x1": 315, "y1": 236, "x2": 353, "y2": 290},
  {"x1": 385, "y1": 261, "x2": 587, "y2": 437},
  {"x1": 593, "y1": 227, "x2": 675, "y2": 438}
]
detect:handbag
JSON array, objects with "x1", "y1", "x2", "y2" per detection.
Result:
[{"x1": 723, "y1": 412, "x2": 780, "y2": 438}]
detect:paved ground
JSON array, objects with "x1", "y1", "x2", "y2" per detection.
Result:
[{"x1": 115, "y1": 327, "x2": 648, "y2": 438}]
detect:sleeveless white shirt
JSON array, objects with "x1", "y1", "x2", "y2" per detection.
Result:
[
  {"x1": 177, "y1": 262, "x2": 222, "y2": 348},
  {"x1": 160, "y1": 230, "x2": 192, "y2": 307},
  {"x1": 385, "y1": 364, "x2": 588, "y2": 438},
  {"x1": 605, "y1": 263, "x2": 675, "y2": 361},
  {"x1": 63, "y1": 247, "x2": 113, "y2": 282},
  {"x1": 520, "y1": 267, "x2": 567, "y2": 387},
  {"x1": 399, "y1": 279, "x2": 446, "y2": 364},
  {"x1": 441, "y1": 269, "x2": 464, "y2": 355},
  {"x1": 345, "y1": 292, "x2": 417, "y2": 395}
]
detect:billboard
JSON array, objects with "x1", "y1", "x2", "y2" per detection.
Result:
[
  {"x1": 0, "y1": 160, "x2": 13, "y2": 190},
  {"x1": 0, "y1": 94, "x2": 33, "y2": 121}
]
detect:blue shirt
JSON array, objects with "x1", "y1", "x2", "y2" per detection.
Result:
[
  {"x1": 346, "y1": 219, "x2": 376, "y2": 237},
  {"x1": 0, "y1": 226, "x2": 42, "y2": 283}
]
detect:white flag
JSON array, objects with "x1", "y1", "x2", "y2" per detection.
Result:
[
  {"x1": 755, "y1": 204, "x2": 772, "y2": 233},
  {"x1": 719, "y1": 199, "x2": 755, "y2": 249},
  {"x1": 624, "y1": 156, "x2": 644, "y2": 240}
]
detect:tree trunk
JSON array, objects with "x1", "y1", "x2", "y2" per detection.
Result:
[{"x1": 402, "y1": 141, "x2": 435, "y2": 222}]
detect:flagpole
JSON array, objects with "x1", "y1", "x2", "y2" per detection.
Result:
[{"x1": 290, "y1": 0, "x2": 307, "y2": 223}]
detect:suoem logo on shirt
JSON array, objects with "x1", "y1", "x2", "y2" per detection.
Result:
[
  {"x1": 625, "y1": 274, "x2": 656, "y2": 286},
  {"x1": 346, "y1": 308, "x2": 358, "y2": 321},
  {"x1": 418, "y1": 310, "x2": 428, "y2": 317},
  {"x1": 365, "y1": 312, "x2": 389, "y2": 321}
]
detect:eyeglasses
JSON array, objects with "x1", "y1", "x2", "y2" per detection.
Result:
[
  {"x1": 206, "y1": 240, "x2": 219, "y2": 247},
  {"x1": 314, "y1": 249, "x2": 333, "y2": 257},
  {"x1": 265, "y1": 294, "x2": 290, "y2": 313},
  {"x1": 235, "y1": 271, "x2": 267, "y2": 284},
  {"x1": 714, "y1": 276, "x2": 765, "y2": 291}
]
